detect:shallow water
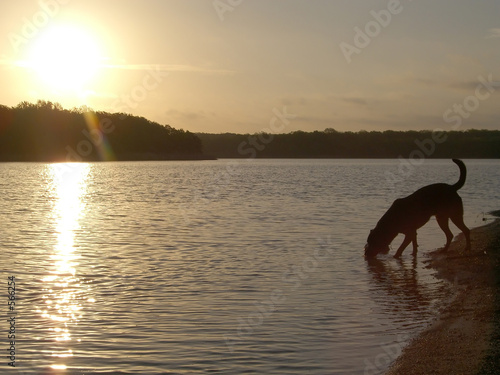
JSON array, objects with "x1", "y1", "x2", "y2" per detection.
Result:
[{"x1": 1, "y1": 159, "x2": 499, "y2": 374}]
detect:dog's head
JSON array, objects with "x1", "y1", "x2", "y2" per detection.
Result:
[{"x1": 364, "y1": 229, "x2": 390, "y2": 258}]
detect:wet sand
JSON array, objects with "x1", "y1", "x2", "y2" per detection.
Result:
[{"x1": 386, "y1": 215, "x2": 500, "y2": 375}]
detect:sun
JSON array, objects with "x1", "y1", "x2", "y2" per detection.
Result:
[{"x1": 27, "y1": 25, "x2": 102, "y2": 92}]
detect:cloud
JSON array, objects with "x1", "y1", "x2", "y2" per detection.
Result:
[
  {"x1": 416, "y1": 78, "x2": 439, "y2": 87},
  {"x1": 101, "y1": 63, "x2": 234, "y2": 75},
  {"x1": 342, "y1": 97, "x2": 368, "y2": 106},
  {"x1": 486, "y1": 28, "x2": 500, "y2": 38},
  {"x1": 0, "y1": 58, "x2": 29, "y2": 68},
  {"x1": 0, "y1": 57, "x2": 234, "y2": 76},
  {"x1": 165, "y1": 109, "x2": 216, "y2": 122},
  {"x1": 417, "y1": 78, "x2": 495, "y2": 92},
  {"x1": 281, "y1": 97, "x2": 308, "y2": 106},
  {"x1": 416, "y1": 77, "x2": 472, "y2": 91},
  {"x1": 447, "y1": 81, "x2": 479, "y2": 91},
  {"x1": 448, "y1": 78, "x2": 500, "y2": 92}
]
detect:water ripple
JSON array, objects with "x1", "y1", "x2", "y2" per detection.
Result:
[{"x1": 1, "y1": 159, "x2": 499, "y2": 374}]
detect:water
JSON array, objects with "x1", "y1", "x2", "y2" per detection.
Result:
[{"x1": 1, "y1": 159, "x2": 499, "y2": 374}]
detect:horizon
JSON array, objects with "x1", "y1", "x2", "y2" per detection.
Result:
[
  {"x1": 6, "y1": 100, "x2": 500, "y2": 135},
  {"x1": 1, "y1": 0, "x2": 499, "y2": 134}
]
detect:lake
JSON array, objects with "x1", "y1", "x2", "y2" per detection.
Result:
[{"x1": 1, "y1": 159, "x2": 499, "y2": 374}]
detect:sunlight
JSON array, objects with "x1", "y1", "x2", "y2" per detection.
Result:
[
  {"x1": 38, "y1": 164, "x2": 92, "y2": 368},
  {"x1": 52, "y1": 164, "x2": 88, "y2": 275},
  {"x1": 51, "y1": 364, "x2": 68, "y2": 370},
  {"x1": 27, "y1": 25, "x2": 102, "y2": 92}
]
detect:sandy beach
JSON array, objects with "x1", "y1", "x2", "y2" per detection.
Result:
[{"x1": 386, "y1": 213, "x2": 500, "y2": 375}]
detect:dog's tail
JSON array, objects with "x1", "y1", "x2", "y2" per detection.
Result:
[{"x1": 452, "y1": 158, "x2": 466, "y2": 190}]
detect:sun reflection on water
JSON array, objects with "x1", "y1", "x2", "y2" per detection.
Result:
[{"x1": 37, "y1": 164, "x2": 93, "y2": 369}]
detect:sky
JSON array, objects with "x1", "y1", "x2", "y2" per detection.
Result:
[{"x1": 0, "y1": 0, "x2": 499, "y2": 134}]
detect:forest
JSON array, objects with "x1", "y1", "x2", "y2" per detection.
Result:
[
  {"x1": 0, "y1": 101, "x2": 205, "y2": 161},
  {"x1": 198, "y1": 128, "x2": 500, "y2": 159},
  {"x1": 1, "y1": 101, "x2": 499, "y2": 161}
]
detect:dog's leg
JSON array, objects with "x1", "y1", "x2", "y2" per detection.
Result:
[
  {"x1": 394, "y1": 234, "x2": 414, "y2": 258},
  {"x1": 436, "y1": 215, "x2": 454, "y2": 251},
  {"x1": 412, "y1": 233, "x2": 418, "y2": 256},
  {"x1": 450, "y1": 213, "x2": 471, "y2": 251}
]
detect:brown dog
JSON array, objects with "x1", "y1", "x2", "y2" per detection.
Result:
[{"x1": 365, "y1": 159, "x2": 471, "y2": 258}]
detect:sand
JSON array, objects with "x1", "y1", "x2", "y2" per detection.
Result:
[{"x1": 385, "y1": 215, "x2": 500, "y2": 375}]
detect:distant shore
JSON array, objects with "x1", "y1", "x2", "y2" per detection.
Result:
[
  {"x1": 0, "y1": 154, "x2": 217, "y2": 162},
  {"x1": 386, "y1": 212, "x2": 500, "y2": 374},
  {"x1": 197, "y1": 131, "x2": 500, "y2": 159}
]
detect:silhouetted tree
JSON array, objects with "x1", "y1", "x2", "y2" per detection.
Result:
[{"x1": 0, "y1": 101, "x2": 205, "y2": 161}]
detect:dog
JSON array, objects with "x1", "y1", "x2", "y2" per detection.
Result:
[{"x1": 364, "y1": 159, "x2": 471, "y2": 258}]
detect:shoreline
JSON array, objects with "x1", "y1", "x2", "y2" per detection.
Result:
[
  {"x1": 0, "y1": 155, "x2": 218, "y2": 163},
  {"x1": 385, "y1": 214, "x2": 500, "y2": 374}
]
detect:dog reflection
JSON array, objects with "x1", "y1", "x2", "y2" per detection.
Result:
[{"x1": 365, "y1": 257, "x2": 431, "y2": 314}]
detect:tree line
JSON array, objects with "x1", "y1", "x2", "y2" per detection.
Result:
[
  {"x1": 2, "y1": 102, "x2": 498, "y2": 161},
  {"x1": 0, "y1": 101, "x2": 204, "y2": 161},
  {"x1": 197, "y1": 128, "x2": 500, "y2": 159}
]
